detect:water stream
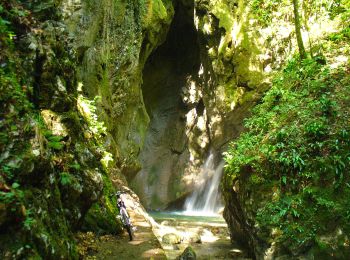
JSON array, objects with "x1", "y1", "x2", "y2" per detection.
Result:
[{"x1": 183, "y1": 153, "x2": 225, "y2": 216}]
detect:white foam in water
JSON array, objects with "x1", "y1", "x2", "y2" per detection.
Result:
[{"x1": 183, "y1": 153, "x2": 225, "y2": 216}]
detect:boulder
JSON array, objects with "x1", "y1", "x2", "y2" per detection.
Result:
[
  {"x1": 162, "y1": 233, "x2": 182, "y2": 244},
  {"x1": 178, "y1": 246, "x2": 196, "y2": 260},
  {"x1": 188, "y1": 233, "x2": 201, "y2": 244}
]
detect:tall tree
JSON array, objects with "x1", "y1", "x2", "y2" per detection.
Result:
[{"x1": 292, "y1": 0, "x2": 307, "y2": 59}]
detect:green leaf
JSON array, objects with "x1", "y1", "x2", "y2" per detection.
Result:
[
  {"x1": 47, "y1": 135, "x2": 63, "y2": 142},
  {"x1": 70, "y1": 163, "x2": 81, "y2": 170},
  {"x1": 43, "y1": 130, "x2": 53, "y2": 137},
  {"x1": 12, "y1": 182, "x2": 20, "y2": 189},
  {"x1": 282, "y1": 176, "x2": 287, "y2": 185},
  {"x1": 292, "y1": 208, "x2": 300, "y2": 218},
  {"x1": 48, "y1": 141, "x2": 64, "y2": 150},
  {"x1": 60, "y1": 172, "x2": 72, "y2": 186}
]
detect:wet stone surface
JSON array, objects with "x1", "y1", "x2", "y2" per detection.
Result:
[{"x1": 150, "y1": 212, "x2": 252, "y2": 260}]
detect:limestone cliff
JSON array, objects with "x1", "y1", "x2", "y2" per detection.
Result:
[
  {"x1": 131, "y1": 0, "x2": 321, "y2": 208},
  {"x1": 0, "y1": 0, "x2": 174, "y2": 258}
]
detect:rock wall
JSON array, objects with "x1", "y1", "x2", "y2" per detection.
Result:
[
  {"x1": 0, "y1": 1, "x2": 113, "y2": 258},
  {"x1": 62, "y1": 0, "x2": 174, "y2": 180},
  {"x1": 131, "y1": 0, "x2": 308, "y2": 208},
  {"x1": 0, "y1": 0, "x2": 174, "y2": 258}
]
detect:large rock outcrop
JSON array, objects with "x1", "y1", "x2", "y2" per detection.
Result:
[
  {"x1": 0, "y1": 0, "x2": 174, "y2": 258},
  {"x1": 131, "y1": 0, "x2": 311, "y2": 208},
  {"x1": 62, "y1": 0, "x2": 174, "y2": 179}
]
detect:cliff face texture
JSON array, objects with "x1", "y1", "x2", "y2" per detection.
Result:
[
  {"x1": 1, "y1": 0, "x2": 173, "y2": 258},
  {"x1": 1, "y1": 0, "x2": 349, "y2": 258},
  {"x1": 131, "y1": 0, "x2": 304, "y2": 208}
]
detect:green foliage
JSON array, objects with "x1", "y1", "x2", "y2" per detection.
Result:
[
  {"x1": 249, "y1": 0, "x2": 288, "y2": 27},
  {"x1": 249, "y1": 0, "x2": 350, "y2": 29},
  {"x1": 59, "y1": 172, "x2": 83, "y2": 194},
  {"x1": 0, "y1": 182, "x2": 31, "y2": 231},
  {"x1": 77, "y1": 94, "x2": 107, "y2": 142},
  {"x1": 23, "y1": 209, "x2": 35, "y2": 230},
  {"x1": 328, "y1": 27, "x2": 350, "y2": 42},
  {"x1": 327, "y1": 0, "x2": 350, "y2": 20},
  {"x1": 59, "y1": 172, "x2": 73, "y2": 186},
  {"x1": 0, "y1": 4, "x2": 14, "y2": 45},
  {"x1": 69, "y1": 163, "x2": 81, "y2": 170},
  {"x1": 0, "y1": 68, "x2": 33, "y2": 115},
  {"x1": 44, "y1": 131, "x2": 64, "y2": 150},
  {"x1": 0, "y1": 2, "x2": 31, "y2": 46},
  {"x1": 224, "y1": 54, "x2": 350, "y2": 251}
]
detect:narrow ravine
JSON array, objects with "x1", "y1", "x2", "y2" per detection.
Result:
[{"x1": 1, "y1": 1, "x2": 349, "y2": 259}]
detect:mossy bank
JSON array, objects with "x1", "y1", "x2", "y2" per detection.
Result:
[{"x1": 223, "y1": 4, "x2": 350, "y2": 258}]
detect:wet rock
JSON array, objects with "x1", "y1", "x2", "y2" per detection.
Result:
[
  {"x1": 178, "y1": 246, "x2": 196, "y2": 260},
  {"x1": 162, "y1": 233, "x2": 182, "y2": 244},
  {"x1": 41, "y1": 109, "x2": 68, "y2": 136},
  {"x1": 188, "y1": 233, "x2": 201, "y2": 244},
  {"x1": 229, "y1": 248, "x2": 244, "y2": 258}
]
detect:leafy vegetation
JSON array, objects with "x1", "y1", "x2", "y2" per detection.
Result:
[
  {"x1": 77, "y1": 94, "x2": 107, "y2": 141},
  {"x1": 224, "y1": 48, "x2": 350, "y2": 254},
  {"x1": 0, "y1": 6, "x2": 35, "y2": 235},
  {"x1": 249, "y1": 0, "x2": 350, "y2": 27},
  {"x1": 249, "y1": 0, "x2": 282, "y2": 26}
]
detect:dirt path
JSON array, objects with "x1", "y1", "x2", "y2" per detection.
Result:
[{"x1": 77, "y1": 192, "x2": 166, "y2": 259}]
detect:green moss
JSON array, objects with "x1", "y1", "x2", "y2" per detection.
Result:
[
  {"x1": 83, "y1": 175, "x2": 122, "y2": 234},
  {"x1": 150, "y1": 193, "x2": 163, "y2": 209},
  {"x1": 143, "y1": 0, "x2": 173, "y2": 27},
  {"x1": 212, "y1": 1, "x2": 234, "y2": 32},
  {"x1": 0, "y1": 183, "x2": 80, "y2": 259}
]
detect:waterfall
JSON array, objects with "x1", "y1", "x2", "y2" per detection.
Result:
[{"x1": 183, "y1": 153, "x2": 224, "y2": 216}]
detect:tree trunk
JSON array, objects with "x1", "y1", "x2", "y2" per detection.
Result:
[{"x1": 292, "y1": 0, "x2": 307, "y2": 59}]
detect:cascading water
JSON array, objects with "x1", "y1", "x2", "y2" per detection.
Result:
[{"x1": 183, "y1": 153, "x2": 225, "y2": 216}]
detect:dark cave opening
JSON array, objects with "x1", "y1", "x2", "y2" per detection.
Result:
[
  {"x1": 141, "y1": 2, "x2": 200, "y2": 116},
  {"x1": 133, "y1": 2, "x2": 202, "y2": 208}
]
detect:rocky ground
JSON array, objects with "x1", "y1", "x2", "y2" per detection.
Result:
[
  {"x1": 76, "y1": 192, "x2": 166, "y2": 259},
  {"x1": 76, "y1": 193, "x2": 251, "y2": 259},
  {"x1": 76, "y1": 222, "x2": 249, "y2": 260},
  {"x1": 151, "y1": 213, "x2": 251, "y2": 260}
]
